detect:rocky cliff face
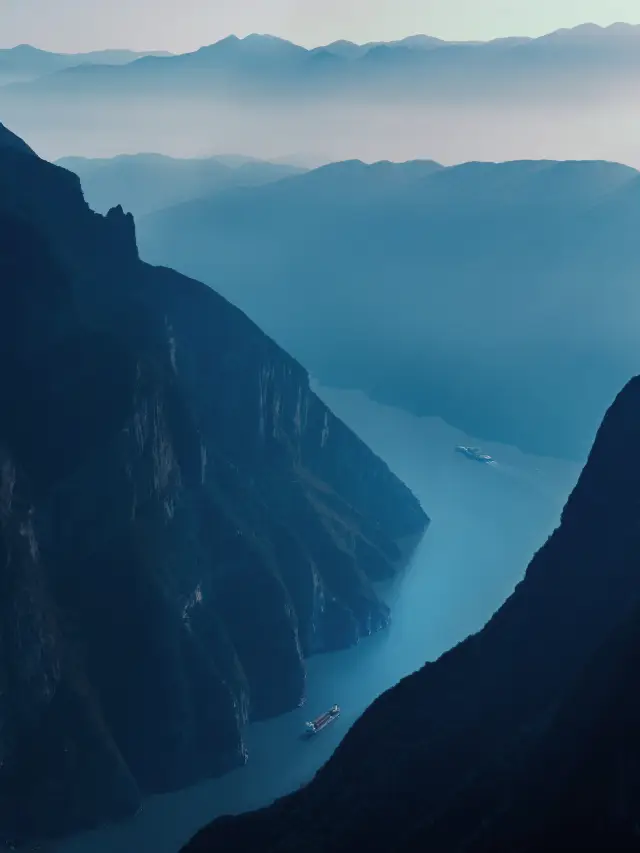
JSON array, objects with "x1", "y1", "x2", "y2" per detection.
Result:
[
  {"x1": 0, "y1": 123, "x2": 428, "y2": 843},
  {"x1": 184, "y1": 375, "x2": 640, "y2": 852}
]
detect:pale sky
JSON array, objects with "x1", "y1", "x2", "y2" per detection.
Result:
[{"x1": 2, "y1": 0, "x2": 640, "y2": 53}]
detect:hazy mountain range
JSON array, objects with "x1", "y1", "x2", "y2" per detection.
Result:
[
  {"x1": 57, "y1": 153, "x2": 305, "y2": 217},
  {"x1": 4, "y1": 24, "x2": 640, "y2": 92},
  {"x1": 136, "y1": 156, "x2": 640, "y2": 461},
  {"x1": 0, "y1": 119, "x2": 427, "y2": 842},
  {"x1": 3, "y1": 24, "x2": 640, "y2": 163},
  {"x1": 0, "y1": 43, "x2": 172, "y2": 84}
]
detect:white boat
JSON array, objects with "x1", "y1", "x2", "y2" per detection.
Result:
[{"x1": 455, "y1": 445, "x2": 495, "y2": 464}]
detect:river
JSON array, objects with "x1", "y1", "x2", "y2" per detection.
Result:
[{"x1": 44, "y1": 383, "x2": 582, "y2": 853}]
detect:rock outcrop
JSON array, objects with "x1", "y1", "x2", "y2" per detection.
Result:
[
  {"x1": 184, "y1": 375, "x2": 640, "y2": 852},
  {"x1": 0, "y1": 124, "x2": 428, "y2": 843}
]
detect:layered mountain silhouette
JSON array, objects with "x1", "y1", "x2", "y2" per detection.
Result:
[
  {"x1": 5, "y1": 25, "x2": 640, "y2": 96},
  {"x1": 0, "y1": 121, "x2": 427, "y2": 844},
  {"x1": 0, "y1": 44, "x2": 171, "y2": 84},
  {"x1": 57, "y1": 153, "x2": 305, "y2": 217},
  {"x1": 184, "y1": 373, "x2": 640, "y2": 852},
  {"x1": 138, "y1": 156, "x2": 640, "y2": 461},
  {"x1": 3, "y1": 25, "x2": 640, "y2": 164}
]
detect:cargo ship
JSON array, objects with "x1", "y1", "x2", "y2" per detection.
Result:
[{"x1": 303, "y1": 704, "x2": 340, "y2": 737}]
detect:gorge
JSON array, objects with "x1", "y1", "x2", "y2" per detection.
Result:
[
  {"x1": 185, "y1": 373, "x2": 640, "y2": 851},
  {"x1": 0, "y1": 122, "x2": 427, "y2": 844}
]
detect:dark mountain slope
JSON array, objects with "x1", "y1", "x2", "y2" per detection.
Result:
[
  {"x1": 0, "y1": 126, "x2": 427, "y2": 843},
  {"x1": 0, "y1": 119, "x2": 35, "y2": 154},
  {"x1": 441, "y1": 596, "x2": 640, "y2": 853},
  {"x1": 139, "y1": 157, "x2": 640, "y2": 461},
  {"x1": 184, "y1": 374, "x2": 640, "y2": 852}
]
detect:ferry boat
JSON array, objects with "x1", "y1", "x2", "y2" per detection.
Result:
[
  {"x1": 455, "y1": 445, "x2": 495, "y2": 464},
  {"x1": 304, "y1": 704, "x2": 340, "y2": 737}
]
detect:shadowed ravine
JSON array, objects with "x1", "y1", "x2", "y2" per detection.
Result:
[{"x1": 42, "y1": 384, "x2": 580, "y2": 853}]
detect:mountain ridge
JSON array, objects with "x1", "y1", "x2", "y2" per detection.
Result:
[
  {"x1": 137, "y1": 155, "x2": 640, "y2": 461},
  {"x1": 7, "y1": 22, "x2": 639, "y2": 64},
  {"x1": 56, "y1": 152, "x2": 306, "y2": 217},
  {"x1": 0, "y1": 44, "x2": 172, "y2": 84},
  {"x1": 5, "y1": 23, "x2": 640, "y2": 96},
  {"x1": 4, "y1": 23, "x2": 640, "y2": 165},
  {"x1": 0, "y1": 123, "x2": 427, "y2": 843}
]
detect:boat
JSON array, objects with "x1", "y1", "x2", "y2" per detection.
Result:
[
  {"x1": 455, "y1": 445, "x2": 495, "y2": 464},
  {"x1": 303, "y1": 704, "x2": 340, "y2": 737}
]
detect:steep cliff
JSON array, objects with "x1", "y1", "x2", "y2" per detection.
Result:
[
  {"x1": 0, "y1": 123, "x2": 428, "y2": 843},
  {"x1": 449, "y1": 595, "x2": 640, "y2": 852},
  {"x1": 184, "y1": 375, "x2": 640, "y2": 852}
]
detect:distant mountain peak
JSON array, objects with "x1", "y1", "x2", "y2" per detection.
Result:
[
  {"x1": 326, "y1": 39, "x2": 358, "y2": 48},
  {"x1": 570, "y1": 22, "x2": 607, "y2": 32},
  {"x1": 187, "y1": 32, "x2": 308, "y2": 62},
  {"x1": 8, "y1": 43, "x2": 44, "y2": 53},
  {"x1": 242, "y1": 33, "x2": 295, "y2": 44},
  {"x1": 540, "y1": 21, "x2": 640, "y2": 43},
  {"x1": 213, "y1": 33, "x2": 302, "y2": 49},
  {"x1": 606, "y1": 21, "x2": 640, "y2": 30},
  {"x1": 391, "y1": 34, "x2": 446, "y2": 47}
]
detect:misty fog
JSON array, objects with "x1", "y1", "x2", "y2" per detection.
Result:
[
  {"x1": 3, "y1": 88, "x2": 640, "y2": 167},
  {"x1": 133, "y1": 154, "x2": 640, "y2": 460}
]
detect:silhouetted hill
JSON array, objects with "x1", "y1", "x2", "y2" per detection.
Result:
[
  {"x1": 0, "y1": 119, "x2": 35, "y2": 154},
  {"x1": 0, "y1": 44, "x2": 171, "y2": 84},
  {"x1": 0, "y1": 124, "x2": 427, "y2": 844},
  {"x1": 56, "y1": 153, "x2": 305, "y2": 217},
  {"x1": 138, "y1": 156, "x2": 640, "y2": 460},
  {"x1": 184, "y1": 374, "x2": 640, "y2": 852}
]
